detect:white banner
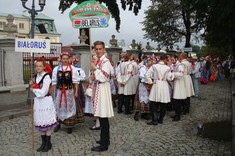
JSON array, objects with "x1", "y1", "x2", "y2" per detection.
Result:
[{"x1": 15, "y1": 38, "x2": 51, "y2": 53}]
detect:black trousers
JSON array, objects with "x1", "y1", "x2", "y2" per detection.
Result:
[
  {"x1": 149, "y1": 101, "x2": 167, "y2": 121},
  {"x1": 100, "y1": 118, "x2": 110, "y2": 147},
  {"x1": 173, "y1": 99, "x2": 183, "y2": 115},
  {"x1": 124, "y1": 95, "x2": 132, "y2": 112},
  {"x1": 118, "y1": 94, "x2": 124, "y2": 111}
]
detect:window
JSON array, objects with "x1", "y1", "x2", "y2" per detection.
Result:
[
  {"x1": 19, "y1": 23, "x2": 24, "y2": 29},
  {"x1": 0, "y1": 22, "x2": 6, "y2": 29},
  {"x1": 44, "y1": 23, "x2": 48, "y2": 29}
]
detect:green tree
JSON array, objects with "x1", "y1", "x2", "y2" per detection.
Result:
[
  {"x1": 142, "y1": 0, "x2": 200, "y2": 48},
  {"x1": 200, "y1": 46, "x2": 232, "y2": 60},
  {"x1": 59, "y1": 0, "x2": 142, "y2": 31},
  {"x1": 194, "y1": 0, "x2": 235, "y2": 58}
]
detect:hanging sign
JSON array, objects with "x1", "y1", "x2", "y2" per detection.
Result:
[
  {"x1": 15, "y1": 38, "x2": 51, "y2": 53},
  {"x1": 69, "y1": 1, "x2": 110, "y2": 29}
]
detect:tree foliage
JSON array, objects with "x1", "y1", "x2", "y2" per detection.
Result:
[
  {"x1": 194, "y1": 0, "x2": 235, "y2": 57},
  {"x1": 58, "y1": 0, "x2": 142, "y2": 31},
  {"x1": 142, "y1": 0, "x2": 201, "y2": 48}
]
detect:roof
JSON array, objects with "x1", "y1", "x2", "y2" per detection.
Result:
[
  {"x1": 35, "y1": 13, "x2": 53, "y2": 20},
  {"x1": 0, "y1": 13, "x2": 29, "y2": 19},
  {"x1": 0, "y1": 13, "x2": 54, "y2": 20}
]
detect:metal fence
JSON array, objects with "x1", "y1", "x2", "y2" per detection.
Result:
[
  {"x1": 23, "y1": 43, "x2": 62, "y2": 83},
  {"x1": 0, "y1": 49, "x2": 6, "y2": 87}
]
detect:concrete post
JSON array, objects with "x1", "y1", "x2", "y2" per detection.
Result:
[{"x1": 0, "y1": 38, "x2": 26, "y2": 92}]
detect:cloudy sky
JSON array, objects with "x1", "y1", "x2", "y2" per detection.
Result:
[{"x1": 0, "y1": 0, "x2": 187, "y2": 49}]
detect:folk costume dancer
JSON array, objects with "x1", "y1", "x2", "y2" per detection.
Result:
[
  {"x1": 90, "y1": 41, "x2": 114, "y2": 152},
  {"x1": 180, "y1": 53, "x2": 194, "y2": 115},
  {"x1": 87, "y1": 56, "x2": 101, "y2": 131},
  {"x1": 110, "y1": 60, "x2": 118, "y2": 108},
  {"x1": 122, "y1": 53, "x2": 136, "y2": 114},
  {"x1": 191, "y1": 56, "x2": 201, "y2": 97},
  {"x1": 129, "y1": 54, "x2": 139, "y2": 111},
  {"x1": 171, "y1": 56, "x2": 186, "y2": 121},
  {"x1": 29, "y1": 60, "x2": 57, "y2": 152},
  {"x1": 52, "y1": 52, "x2": 81, "y2": 134},
  {"x1": 145, "y1": 54, "x2": 174, "y2": 125},
  {"x1": 134, "y1": 57, "x2": 153, "y2": 121},
  {"x1": 116, "y1": 60, "x2": 126, "y2": 113}
]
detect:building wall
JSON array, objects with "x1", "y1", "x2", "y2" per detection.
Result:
[{"x1": 0, "y1": 13, "x2": 60, "y2": 43}]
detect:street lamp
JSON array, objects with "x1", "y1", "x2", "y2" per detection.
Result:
[
  {"x1": 20, "y1": 0, "x2": 46, "y2": 38},
  {"x1": 20, "y1": 0, "x2": 46, "y2": 104}
]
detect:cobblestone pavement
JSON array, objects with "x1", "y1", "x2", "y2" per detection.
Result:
[{"x1": 0, "y1": 80, "x2": 232, "y2": 156}]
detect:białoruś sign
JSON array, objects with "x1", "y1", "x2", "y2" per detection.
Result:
[
  {"x1": 69, "y1": 1, "x2": 110, "y2": 29},
  {"x1": 15, "y1": 38, "x2": 51, "y2": 53}
]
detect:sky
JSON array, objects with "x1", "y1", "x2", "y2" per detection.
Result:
[{"x1": 0, "y1": 0, "x2": 188, "y2": 49}]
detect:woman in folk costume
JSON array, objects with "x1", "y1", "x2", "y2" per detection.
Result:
[
  {"x1": 52, "y1": 52, "x2": 83, "y2": 134},
  {"x1": 109, "y1": 58, "x2": 118, "y2": 108},
  {"x1": 29, "y1": 60, "x2": 57, "y2": 152},
  {"x1": 90, "y1": 41, "x2": 114, "y2": 152},
  {"x1": 73, "y1": 59, "x2": 86, "y2": 107},
  {"x1": 145, "y1": 54, "x2": 174, "y2": 125},
  {"x1": 85, "y1": 55, "x2": 101, "y2": 130},
  {"x1": 180, "y1": 53, "x2": 194, "y2": 115},
  {"x1": 134, "y1": 57, "x2": 154, "y2": 121}
]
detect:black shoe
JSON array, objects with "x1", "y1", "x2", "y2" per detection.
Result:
[
  {"x1": 41, "y1": 136, "x2": 52, "y2": 152},
  {"x1": 53, "y1": 124, "x2": 60, "y2": 132},
  {"x1": 96, "y1": 141, "x2": 110, "y2": 146},
  {"x1": 36, "y1": 135, "x2": 46, "y2": 152},
  {"x1": 134, "y1": 112, "x2": 139, "y2": 121},
  {"x1": 117, "y1": 110, "x2": 123, "y2": 113},
  {"x1": 67, "y1": 128, "x2": 72, "y2": 134},
  {"x1": 91, "y1": 146, "x2": 108, "y2": 152},
  {"x1": 181, "y1": 112, "x2": 187, "y2": 115},
  {"x1": 172, "y1": 116, "x2": 180, "y2": 121},
  {"x1": 125, "y1": 111, "x2": 133, "y2": 115},
  {"x1": 170, "y1": 115, "x2": 176, "y2": 118},
  {"x1": 90, "y1": 126, "x2": 100, "y2": 130},
  {"x1": 147, "y1": 121, "x2": 158, "y2": 125},
  {"x1": 158, "y1": 119, "x2": 163, "y2": 124}
]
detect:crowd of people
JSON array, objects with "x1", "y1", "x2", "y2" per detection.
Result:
[{"x1": 29, "y1": 41, "x2": 230, "y2": 153}]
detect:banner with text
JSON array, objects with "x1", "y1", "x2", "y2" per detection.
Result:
[
  {"x1": 15, "y1": 38, "x2": 51, "y2": 53},
  {"x1": 69, "y1": 1, "x2": 110, "y2": 29}
]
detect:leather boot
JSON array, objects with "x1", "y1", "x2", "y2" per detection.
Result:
[
  {"x1": 134, "y1": 112, "x2": 139, "y2": 121},
  {"x1": 36, "y1": 135, "x2": 46, "y2": 152},
  {"x1": 172, "y1": 115, "x2": 181, "y2": 121},
  {"x1": 158, "y1": 112, "x2": 164, "y2": 124},
  {"x1": 147, "y1": 111, "x2": 158, "y2": 125},
  {"x1": 53, "y1": 124, "x2": 60, "y2": 132},
  {"x1": 67, "y1": 128, "x2": 72, "y2": 134},
  {"x1": 41, "y1": 136, "x2": 52, "y2": 152}
]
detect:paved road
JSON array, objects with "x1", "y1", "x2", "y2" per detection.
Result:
[{"x1": 0, "y1": 80, "x2": 232, "y2": 156}]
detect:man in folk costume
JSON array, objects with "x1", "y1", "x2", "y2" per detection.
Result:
[
  {"x1": 52, "y1": 52, "x2": 82, "y2": 134},
  {"x1": 129, "y1": 54, "x2": 139, "y2": 111},
  {"x1": 121, "y1": 53, "x2": 136, "y2": 114},
  {"x1": 90, "y1": 41, "x2": 114, "y2": 152},
  {"x1": 145, "y1": 54, "x2": 174, "y2": 125},
  {"x1": 116, "y1": 58, "x2": 126, "y2": 113},
  {"x1": 191, "y1": 56, "x2": 201, "y2": 97},
  {"x1": 171, "y1": 54, "x2": 186, "y2": 121},
  {"x1": 180, "y1": 53, "x2": 194, "y2": 115}
]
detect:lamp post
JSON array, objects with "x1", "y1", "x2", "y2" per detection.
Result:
[
  {"x1": 21, "y1": 0, "x2": 46, "y2": 38},
  {"x1": 20, "y1": 0, "x2": 46, "y2": 73},
  {"x1": 20, "y1": 0, "x2": 46, "y2": 149}
]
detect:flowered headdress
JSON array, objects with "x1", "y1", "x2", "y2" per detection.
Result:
[
  {"x1": 72, "y1": 59, "x2": 79, "y2": 63},
  {"x1": 60, "y1": 52, "x2": 71, "y2": 58}
]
